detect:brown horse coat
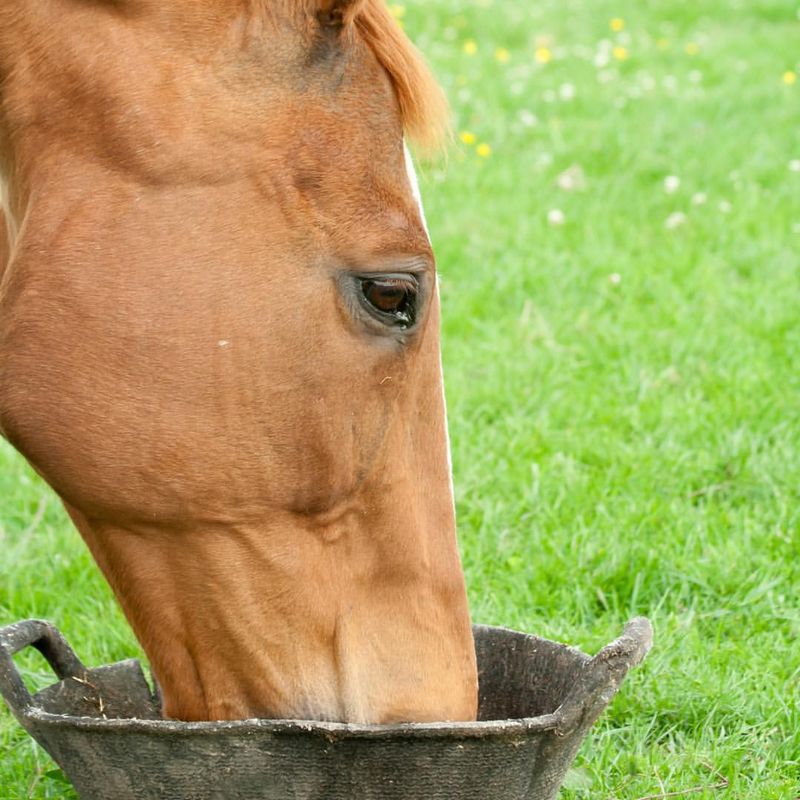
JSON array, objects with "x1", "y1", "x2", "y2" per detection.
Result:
[{"x1": 0, "y1": 0, "x2": 477, "y2": 724}]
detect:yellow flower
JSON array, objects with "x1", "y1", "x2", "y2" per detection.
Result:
[
  {"x1": 783, "y1": 71, "x2": 797, "y2": 85},
  {"x1": 389, "y1": 4, "x2": 406, "y2": 18},
  {"x1": 657, "y1": 38, "x2": 671, "y2": 50},
  {"x1": 685, "y1": 42, "x2": 699, "y2": 56},
  {"x1": 535, "y1": 47, "x2": 552, "y2": 64},
  {"x1": 459, "y1": 131, "x2": 477, "y2": 145},
  {"x1": 612, "y1": 46, "x2": 629, "y2": 61},
  {"x1": 495, "y1": 47, "x2": 511, "y2": 64},
  {"x1": 610, "y1": 18, "x2": 625, "y2": 32},
  {"x1": 463, "y1": 39, "x2": 478, "y2": 55},
  {"x1": 476, "y1": 143, "x2": 492, "y2": 158}
]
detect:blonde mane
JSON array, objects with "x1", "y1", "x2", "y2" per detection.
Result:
[{"x1": 355, "y1": 0, "x2": 449, "y2": 151}]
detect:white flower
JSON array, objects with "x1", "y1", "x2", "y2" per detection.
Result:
[
  {"x1": 719, "y1": 200, "x2": 732, "y2": 214},
  {"x1": 559, "y1": 82, "x2": 576, "y2": 101},
  {"x1": 608, "y1": 273, "x2": 622, "y2": 285},
  {"x1": 664, "y1": 175, "x2": 681, "y2": 194},
  {"x1": 556, "y1": 164, "x2": 587, "y2": 192},
  {"x1": 640, "y1": 73, "x2": 657, "y2": 91},
  {"x1": 519, "y1": 110, "x2": 539, "y2": 127},
  {"x1": 692, "y1": 192, "x2": 708, "y2": 206},
  {"x1": 594, "y1": 39, "x2": 614, "y2": 69},
  {"x1": 594, "y1": 52, "x2": 611, "y2": 68},
  {"x1": 665, "y1": 212, "x2": 687, "y2": 229},
  {"x1": 789, "y1": 160, "x2": 800, "y2": 173},
  {"x1": 663, "y1": 75, "x2": 678, "y2": 92},
  {"x1": 548, "y1": 209, "x2": 566, "y2": 226}
]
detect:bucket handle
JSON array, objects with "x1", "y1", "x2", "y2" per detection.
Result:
[
  {"x1": 0, "y1": 619, "x2": 87, "y2": 717},
  {"x1": 553, "y1": 617, "x2": 654, "y2": 736}
]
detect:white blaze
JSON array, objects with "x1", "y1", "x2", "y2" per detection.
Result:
[
  {"x1": 404, "y1": 143, "x2": 429, "y2": 236},
  {"x1": 403, "y1": 143, "x2": 456, "y2": 511}
]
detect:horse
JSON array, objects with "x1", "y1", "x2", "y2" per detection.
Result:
[{"x1": 0, "y1": 0, "x2": 478, "y2": 725}]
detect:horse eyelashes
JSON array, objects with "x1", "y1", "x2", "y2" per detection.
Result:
[{"x1": 359, "y1": 277, "x2": 418, "y2": 329}]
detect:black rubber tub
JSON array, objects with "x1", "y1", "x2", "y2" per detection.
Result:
[{"x1": 0, "y1": 618, "x2": 652, "y2": 800}]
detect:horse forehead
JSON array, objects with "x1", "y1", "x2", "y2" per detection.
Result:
[{"x1": 1, "y1": 5, "x2": 424, "y2": 246}]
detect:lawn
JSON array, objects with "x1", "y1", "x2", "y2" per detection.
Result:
[{"x1": 1, "y1": 0, "x2": 799, "y2": 797}]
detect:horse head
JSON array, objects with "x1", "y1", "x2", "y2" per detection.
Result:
[{"x1": 0, "y1": 0, "x2": 477, "y2": 724}]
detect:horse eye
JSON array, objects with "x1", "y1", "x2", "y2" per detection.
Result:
[{"x1": 360, "y1": 277, "x2": 418, "y2": 328}]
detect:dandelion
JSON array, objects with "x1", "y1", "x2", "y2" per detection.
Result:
[
  {"x1": 389, "y1": 4, "x2": 406, "y2": 19},
  {"x1": 685, "y1": 42, "x2": 700, "y2": 56},
  {"x1": 665, "y1": 212, "x2": 687, "y2": 230},
  {"x1": 789, "y1": 160, "x2": 800, "y2": 172},
  {"x1": 783, "y1": 71, "x2": 797, "y2": 85},
  {"x1": 476, "y1": 143, "x2": 492, "y2": 158},
  {"x1": 657, "y1": 38, "x2": 671, "y2": 50},
  {"x1": 463, "y1": 39, "x2": 478, "y2": 55},
  {"x1": 535, "y1": 47, "x2": 553, "y2": 64},
  {"x1": 664, "y1": 175, "x2": 681, "y2": 194},
  {"x1": 459, "y1": 131, "x2": 477, "y2": 146},
  {"x1": 495, "y1": 47, "x2": 511, "y2": 64},
  {"x1": 612, "y1": 46, "x2": 629, "y2": 61},
  {"x1": 610, "y1": 18, "x2": 625, "y2": 32},
  {"x1": 692, "y1": 192, "x2": 708, "y2": 206},
  {"x1": 608, "y1": 273, "x2": 622, "y2": 285},
  {"x1": 548, "y1": 209, "x2": 566, "y2": 226}
]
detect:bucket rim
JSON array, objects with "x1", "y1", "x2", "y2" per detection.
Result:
[
  {"x1": 22, "y1": 705, "x2": 564, "y2": 740},
  {"x1": 3, "y1": 618, "x2": 653, "y2": 741}
]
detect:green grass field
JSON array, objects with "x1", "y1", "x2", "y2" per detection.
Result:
[{"x1": 2, "y1": 0, "x2": 799, "y2": 797}]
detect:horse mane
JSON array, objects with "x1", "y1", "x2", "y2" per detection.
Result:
[{"x1": 354, "y1": 0, "x2": 449, "y2": 151}]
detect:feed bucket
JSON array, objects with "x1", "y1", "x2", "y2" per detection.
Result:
[{"x1": 0, "y1": 618, "x2": 652, "y2": 799}]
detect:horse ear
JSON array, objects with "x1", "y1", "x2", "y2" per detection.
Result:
[{"x1": 316, "y1": 0, "x2": 365, "y2": 28}]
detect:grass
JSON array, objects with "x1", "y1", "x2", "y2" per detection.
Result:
[{"x1": 1, "y1": 0, "x2": 799, "y2": 797}]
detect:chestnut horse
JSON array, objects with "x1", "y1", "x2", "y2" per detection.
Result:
[{"x1": 0, "y1": 0, "x2": 478, "y2": 724}]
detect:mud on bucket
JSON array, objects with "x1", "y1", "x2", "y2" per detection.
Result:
[{"x1": 0, "y1": 618, "x2": 653, "y2": 800}]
